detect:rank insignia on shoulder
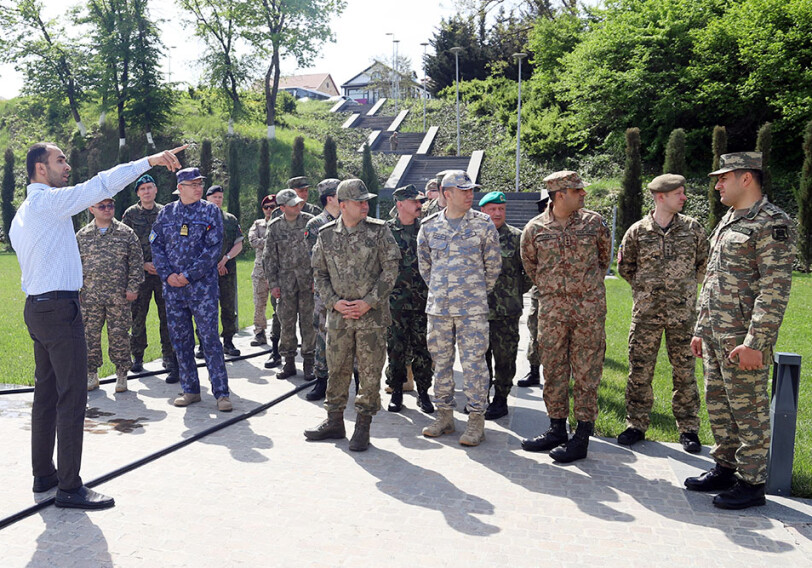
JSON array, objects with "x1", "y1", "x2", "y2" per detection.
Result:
[
  {"x1": 180, "y1": 224, "x2": 189, "y2": 237},
  {"x1": 772, "y1": 225, "x2": 789, "y2": 241}
]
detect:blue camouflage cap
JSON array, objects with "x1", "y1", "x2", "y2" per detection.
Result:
[{"x1": 478, "y1": 191, "x2": 506, "y2": 207}]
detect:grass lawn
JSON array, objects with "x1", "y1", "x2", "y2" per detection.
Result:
[{"x1": 1, "y1": 251, "x2": 810, "y2": 496}]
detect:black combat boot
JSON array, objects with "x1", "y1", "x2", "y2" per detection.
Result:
[
  {"x1": 276, "y1": 358, "x2": 297, "y2": 380},
  {"x1": 349, "y1": 414, "x2": 373, "y2": 451},
  {"x1": 484, "y1": 393, "x2": 508, "y2": 420},
  {"x1": 195, "y1": 345, "x2": 205, "y2": 359},
  {"x1": 517, "y1": 365, "x2": 541, "y2": 387},
  {"x1": 264, "y1": 337, "x2": 281, "y2": 368},
  {"x1": 417, "y1": 389, "x2": 434, "y2": 414},
  {"x1": 223, "y1": 336, "x2": 241, "y2": 357},
  {"x1": 521, "y1": 418, "x2": 568, "y2": 452},
  {"x1": 387, "y1": 388, "x2": 403, "y2": 412},
  {"x1": 550, "y1": 421, "x2": 593, "y2": 463},
  {"x1": 164, "y1": 353, "x2": 180, "y2": 384},
  {"x1": 130, "y1": 355, "x2": 144, "y2": 373},
  {"x1": 304, "y1": 411, "x2": 345, "y2": 440},
  {"x1": 684, "y1": 464, "x2": 737, "y2": 492},
  {"x1": 305, "y1": 377, "x2": 327, "y2": 401},
  {"x1": 303, "y1": 358, "x2": 316, "y2": 381},
  {"x1": 713, "y1": 479, "x2": 766, "y2": 510}
]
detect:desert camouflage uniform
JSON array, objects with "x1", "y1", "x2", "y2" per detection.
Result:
[
  {"x1": 248, "y1": 218, "x2": 279, "y2": 340},
  {"x1": 417, "y1": 209, "x2": 502, "y2": 413},
  {"x1": 695, "y1": 196, "x2": 795, "y2": 484},
  {"x1": 487, "y1": 222, "x2": 533, "y2": 397},
  {"x1": 76, "y1": 218, "x2": 144, "y2": 372},
  {"x1": 263, "y1": 212, "x2": 316, "y2": 362},
  {"x1": 306, "y1": 210, "x2": 338, "y2": 380},
  {"x1": 385, "y1": 216, "x2": 433, "y2": 392},
  {"x1": 312, "y1": 216, "x2": 400, "y2": 415},
  {"x1": 618, "y1": 212, "x2": 708, "y2": 433},
  {"x1": 526, "y1": 287, "x2": 541, "y2": 366},
  {"x1": 521, "y1": 205, "x2": 611, "y2": 422},
  {"x1": 122, "y1": 202, "x2": 173, "y2": 361}
]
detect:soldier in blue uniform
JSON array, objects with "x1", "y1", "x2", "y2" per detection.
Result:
[{"x1": 150, "y1": 167, "x2": 233, "y2": 412}]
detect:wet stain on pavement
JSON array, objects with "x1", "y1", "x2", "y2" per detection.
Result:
[{"x1": 85, "y1": 407, "x2": 149, "y2": 434}]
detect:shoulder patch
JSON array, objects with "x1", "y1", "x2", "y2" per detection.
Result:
[
  {"x1": 772, "y1": 225, "x2": 789, "y2": 241},
  {"x1": 149, "y1": 230, "x2": 156, "y2": 243},
  {"x1": 365, "y1": 217, "x2": 386, "y2": 226},
  {"x1": 321, "y1": 219, "x2": 338, "y2": 230},
  {"x1": 423, "y1": 211, "x2": 441, "y2": 223}
]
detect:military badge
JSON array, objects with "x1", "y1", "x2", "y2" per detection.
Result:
[{"x1": 772, "y1": 225, "x2": 788, "y2": 241}]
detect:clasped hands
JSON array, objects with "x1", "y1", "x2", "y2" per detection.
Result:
[{"x1": 334, "y1": 299, "x2": 371, "y2": 320}]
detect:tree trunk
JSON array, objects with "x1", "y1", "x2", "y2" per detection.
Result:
[{"x1": 264, "y1": 42, "x2": 281, "y2": 140}]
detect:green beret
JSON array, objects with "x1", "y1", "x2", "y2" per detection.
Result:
[
  {"x1": 478, "y1": 191, "x2": 506, "y2": 207},
  {"x1": 647, "y1": 174, "x2": 686, "y2": 193}
]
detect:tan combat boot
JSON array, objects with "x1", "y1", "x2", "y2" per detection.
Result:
[
  {"x1": 115, "y1": 369, "x2": 128, "y2": 393},
  {"x1": 304, "y1": 411, "x2": 346, "y2": 440},
  {"x1": 87, "y1": 372, "x2": 99, "y2": 392},
  {"x1": 459, "y1": 413, "x2": 486, "y2": 447},
  {"x1": 422, "y1": 408, "x2": 455, "y2": 438}
]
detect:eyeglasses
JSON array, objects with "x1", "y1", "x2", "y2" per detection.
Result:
[
  {"x1": 93, "y1": 203, "x2": 115, "y2": 211},
  {"x1": 180, "y1": 181, "x2": 205, "y2": 189}
]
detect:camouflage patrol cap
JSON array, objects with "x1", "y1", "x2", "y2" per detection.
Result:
[
  {"x1": 288, "y1": 176, "x2": 309, "y2": 189},
  {"x1": 316, "y1": 178, "x2": 340, "y2": 197},
  {"x1": 543, "y1": 171, "x2": 588, "y2": 192},
  {"x1": 708, "y1": 152, "x2": 762, "y2": 176},
  {"x1": 478, "y1": 191, "x2": 506, "y2": 207},
  {"x1": 435, "y1": 170, "x2": 450, "y2": 186},
  {"x1": 441, "y1": 170, "x2": 480, "y2": 190},
  {"x1": 393, "y1": 184, "x2": 426, "y2": 201},
  {"x1": 276, "y1": 188, "x2": 305, "y2": 207},
  {"x1": 647, "y1": 174, "x2": 686, "y2": 193},
  {"x1": 337, "y1": 179, "x2": 376, "y2": 202},
  {"x1": 425, "y1": 179, "x2": 439, "y2": 192}
]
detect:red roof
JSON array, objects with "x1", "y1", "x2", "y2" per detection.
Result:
[{"x1": 277, "y1": 73, "x2": 339, "y2": 96}]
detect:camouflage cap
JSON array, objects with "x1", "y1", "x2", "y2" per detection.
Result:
[
  {"x1": 478, "y1": 191, "x2": 506, "y2": 207},
  {"x1": 435, "y1": 170, "x2": 451, "y2": 186},
  {"x1": 441, "y1": 170, "x2": 480, "y2": 190},
  {"x1": 176, "y1": 167, "x2": 205, "y2": 184},
  {"x1": 393, "y1": 184, "x2": 426, "y2": 202},
  {"x1": 337, "y1": 179, "x2": 376, "y2": 202},
  {"x1": 317, "y1": 178, "x2": 340, "y2": 197},
  {"x1": 288, "y1": 176, "x2": 309, "y2": 189},
  {"x1": 425, "y1": 179, "x2": 439, "y2": 192},
  {"x1": 647, "y1": 173, "x2": 686, "y2": 193},
  {"x1": 276, "y1": 188, "x2": 305, "y2": 207},
  {"x1": 708, "y1": 152, "x2": 763, "y2": 176},
  {"x1": 543, "y1": 170, "x2": 588, "y2": 192}
]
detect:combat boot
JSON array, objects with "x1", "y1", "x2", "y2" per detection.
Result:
[
  {"x1": 388, "y1": 387, "x2": 403, "y2": 412},
  {"x1": 303, "y1": 358, "x2": 315, "y2": 381},
  {"x1": 87, "y1": 372, "x2": 99, "y2": 392},
  {"x1": 130, "y1": 355, "x2": 144, "y2": 373},
  {"x1": 250, "y1": 331, "x2": 267, "y2": 346},
  {"x1": 422, "y1": 409, "x2": 455, "y2": 438},
  {"x1": 305, "y1": 377, "x2": 327, "y2": 401},
  {"x1": 521, "y1": 418, "x2": 567, "y2": 452},
  {"x1": 417, "y1": 389, "x2": 434, "y2": 414},
  {"x1": 712, "y1": 479, "x2": 766, "y2": 510},
  {"x1": 517, "y1": 365, "x2": 541, "y2": 387},
  {"x1": 484, "y1": 393, "x2": 508, "y2": 420},
  {"x1": 304, "y1": 411, "x2": 346, "y2": 440},
  {"x1": 349, "y1": 414, "x2": 373, "y2": 451},
  {"x1": 550, "y1": 420, "x2": 593, "y2": 463},
  {"x1": 195, "y1": 345, "x2": 205, "y2": 359},
  {"x1": 276, "y1": 358, "x2": 297, "y2": 380},
  {"x1": 115, "y1": 368, "x2": 128, "y2": 393},
  {"x1": 264, "y1": 337, "x2": 281, "y2": 368},
  {"x1": 459, "y1": 413, "x2": 486, "y2": 447},
  {"x1": 223, "y1": 337, "x2": 241, "y2": 357},
  {"x1": 164, "y1": 354, "x2": 180, "y2": 384}
]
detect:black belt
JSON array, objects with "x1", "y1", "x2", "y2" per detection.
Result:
[{"x1": 28, "y1": 290, "x2": 79, "y2": 301}]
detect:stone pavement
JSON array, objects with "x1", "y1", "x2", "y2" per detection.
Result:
[{"x1": 1, "y1": 302, "x2": 811, "y2": 567}]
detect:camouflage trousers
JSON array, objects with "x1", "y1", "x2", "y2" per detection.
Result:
[
  {"x1": 313, "y1": 293, "x2": 328, "y2": 379},
  {"x1": 130, "y1": 272, "x2": 173, "y2": 360},
  {"x1": 218, "y1": 271, "x2": 238, "y2": 339},
  {"x1": 324, "y1": 326, "x2": 386, "y2": 416},
  {"x1": 278, "y1": 283, "x2": 315, "y2": 360},
  {"x1": 702, "y1": 336, "x2": 772, "y2": 485},
  {"x1": 486, "y1": 316, "x2": 520, "y2": 398},
  {"x1": 427, "y1": 314, "x2": 489, "y2": 414},
  {"x1": 626, "y1": 318, "x2": 700, "y2": 433},
  {"x1": 538, "y1": 303, "x2": 605, "y2": 422},
  {"x1": 386, "y1": 309, "x2": 433, "y2": 392},
  {"x1": 82, "y1": 302, "x2": 133, "y2": 372},
  {"x1": 526, "y1": 295, "x2": 540, "y2": 366},
  {"x1": 251, "y1": 274, "x2": 279, "y2": 338}
]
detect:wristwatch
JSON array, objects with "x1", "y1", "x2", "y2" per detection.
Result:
[{"x1": 225, "y1": 254, "x2": 231, "y2": 260}]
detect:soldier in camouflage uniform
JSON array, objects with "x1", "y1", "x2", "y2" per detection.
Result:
[
  {"x1": 421, "y1": 175, "x2": 447, "y2": 218},
  {"x1": 77, "y1": 198, "x2": 144, "y2": 393},
  {"x1": 303, "y1": 178, "x2": 341, "y2": 400},
  {"x1": 263, "y1": 189, "x2": 316, "y2": 380},
  {"x1": 122, "y1": 174, "x2": 177, "y2": 382},
  {"x1": 617, "y1": 174, "x2": 708, "y2": 453},
  {"x1": 479, "y1": 191, "x2": 533, "y2": 420},
  {"x1": 685, "y1": 152, "x2": 796, "y2": 510},
  {"x1": 385, "y1": 185, "x2": 434, "y2": 414},
  {"x1": 248, "y1": 194, "x2": 279, "y2": 349},
  {"x1": 272, "y1": 176, "x2": 322, "y2": 219},
  {"x1": 305, "y1": 179, "x2": 400, "y2": 452},
  {"x1": 417, "y1": 170, "x2": 502, "y2": 447},
  {"x1": 517, "y1": 189, "x2": 550, "y2": 389},
  {"x1": 520, "y1": 171, "x2": 611, "y2": 463}
]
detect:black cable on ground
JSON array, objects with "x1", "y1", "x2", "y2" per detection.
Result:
[
  {"x1": 0, "y1": 378, "x2": 316, "y2": 531},
  {"x1": 0, "y1": 348, "x2": 272, "y2": 396}
]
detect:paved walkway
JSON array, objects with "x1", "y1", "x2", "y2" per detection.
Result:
[{"x1": 1, "y1": 304, "x2": 811, "y2": 567}]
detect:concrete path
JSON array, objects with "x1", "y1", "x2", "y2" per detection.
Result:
[{"x1": 1, "y1": 304, "x2": 810, "y2": 567}]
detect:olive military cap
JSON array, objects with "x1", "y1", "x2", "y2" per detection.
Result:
[
  {"x1": 647, "y1": 174, "x2": 686, "y2": 193},
  {"x1": 288, "y1": 176, "x2": 309, "y2": 189}
]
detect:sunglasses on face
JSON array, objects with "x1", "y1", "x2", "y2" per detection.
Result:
[
  {"x1": 94, "y1": 203, "x2": 115, "y2": 211},
  {"x1": 263, "y1": 205, "x2": 275, "y2": 210}
]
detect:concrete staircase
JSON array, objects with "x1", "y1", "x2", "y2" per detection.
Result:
[{"x1": 371, "y1": 132, "x2": 425, "y2": 155}]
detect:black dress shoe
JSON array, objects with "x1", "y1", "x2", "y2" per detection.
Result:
[
  {"x1": 617, "y1": 427, "x2": 645, "y2": 446},
  {"x1": 713, "y1": 480, "x2": 766, "y2": 510},
  {"x1": 55, "y1": 486, "x2": 115, "y2": 510},
  {"x1": 679, "y1": 432, "x2": 701, "y2": 454},
  {"x1": 684, "y1": 464, "x2": 737, "y2": 492},
  {"x1": 417, "y1": 390, "x2": 434, "y2": 414},
  {"x1": 32, "y1": 472, "x2": 59, "y2": 493}
]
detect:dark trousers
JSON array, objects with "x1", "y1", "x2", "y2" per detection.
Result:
[
  {"x1": 131, "y1": 272, "x2": 173, "y2": 360},
  {"x1": 24, "y1": 297, "x2": 87, "y2": 491}
]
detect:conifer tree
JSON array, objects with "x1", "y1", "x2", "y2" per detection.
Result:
[
  {"x1": 360, "y1": 143, "x2": 379, "y2": 217},
  {"x1": 618, "y1": 127, "x2": 642, "y2": 239},
  {"x1": 290, "y1": 136, "x2": 305, "y2": 178},
  {"x1": 707, "y1": 126, "x2": 727, "y2": 233},
  {"x1": 323, "y1": 136, "x2": 338, "y2": 179},
  {"x1": 755, "y1": 122, "x2": 772, "y2": 201},
  {"x1": 663, "y1": 128, "x2": 686, "y2": 175},
  {"x1": 798, "y1": 120, "x2": 812, "y2": 272}
]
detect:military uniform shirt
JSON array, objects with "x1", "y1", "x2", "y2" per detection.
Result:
[
  {"x1": 220, "y1": 210, "x2": 244, "y2": 273},
  {"x1": 488, "y1": 222, "x2": 533, "y2": 319},
  {"x1": 305, "y1": 210, "x2": 337, "y2": 253},
  {"x1": 387, "y1": 217, "x2": 429, "y2": 312},
  {"x1": 248, "y1": 218, "x2": 268, "y2": 279},
  {"x1": 122, "y1": 202, "x2": 164, "y2": 264},
  {"x1": 76, "y1": 218, "x2": 144, "y2": 304},
  {"x1": 262, "y1": 212, "x2": 315, "y2": 291}
]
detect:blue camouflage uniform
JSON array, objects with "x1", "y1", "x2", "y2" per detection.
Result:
[{"x1": 150, "y1": 199, "x2": 229, "y2": 398}]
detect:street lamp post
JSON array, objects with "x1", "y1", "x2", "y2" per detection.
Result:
[
  {"x1": 513, "y1": 52, "x2": 527, "y2": 193},
  {"x1": 420, "y1": 42, "x2": 429, "y2": 132},
  {"x1": 450, "y1": 46, "x2": 464, "y2": 156},
  {"x1": 393, "y1": 39, "x2": 400, "y2": 113},
  {"x1": 385, "y1": 33, "x2": 395, "y2": 105}
]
